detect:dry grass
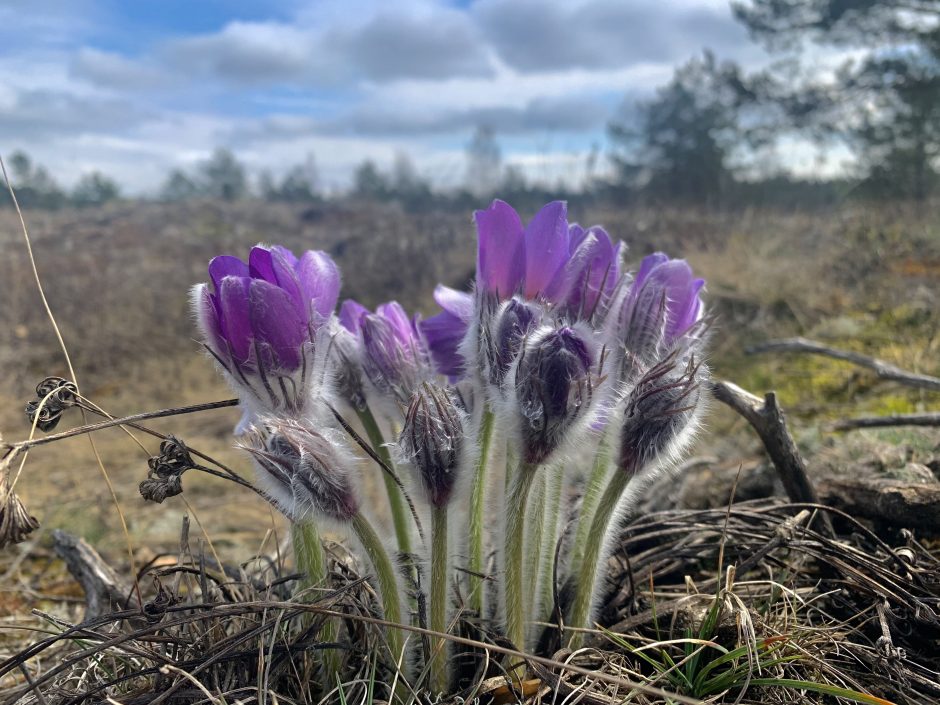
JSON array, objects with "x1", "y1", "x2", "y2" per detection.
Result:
[{"x1": 0, "y1": 198, "x2": 938, "y2": 703}]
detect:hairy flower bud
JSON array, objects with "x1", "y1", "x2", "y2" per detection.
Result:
[
  {"x1": 328, "y1": 324, "x2": 368, "y2": 412},
  {"x1": 515, "y1": 326, "x2": 596, "y2": 465},
  {"x1": 617, "y1": 254, "x2": 704, "y2": 378},
  {"x1": 243, "y1": 420, "x2": 359, "y2": 523},
  {"x1": 482, "y1": 296, "x2": 542, "y2": 390},
  {"x1": 618, "y1": 352, "x2": 705, "y2": 477},
  {"x1": 398, "y1": 383, "x2": 465, "y2": 508},
  {"x1": 341, "y1": 299, "x2": 432, "y2": 406}
]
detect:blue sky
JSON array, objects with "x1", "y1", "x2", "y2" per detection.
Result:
[{"x1": 0, "y1": 0, "x2": 840, "y2": 194}]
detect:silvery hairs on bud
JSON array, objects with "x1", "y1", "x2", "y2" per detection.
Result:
[
  {"x1": 241, "y1": 418, "x2": 359, "y2": 524},
  {"x1": 618, "y1": 349, "x2": 707, "y2": 481},
  {"x1": 509, "y1": 322, "x2": 604, "y2": 467},
  {"x1": 327, "y1": 321, "x2": 368, "y2": 413},
  {"x1": 397, "y1": 382, "x2": 467, "y2": 508}
]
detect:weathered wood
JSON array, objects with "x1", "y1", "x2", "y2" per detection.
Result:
[
  {"x1": 831, "y1": 412, "x2": 940, "y2": 431},
  {"x1": 52, "y1": 530, "x2": 130, "y2": 619},
  {"x1": 816, "y1": 477, "x2": 940, "y2": 533},
  {"x1": 709, "y1": 379, "x2": 835, "y2": 538},
  {"x1": 747, "y1": 336, "x2": 940, "y2": 392}
]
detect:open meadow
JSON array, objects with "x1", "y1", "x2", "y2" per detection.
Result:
[{"x1": 1, "y1": 199, "x2": 938, "y2": 703}]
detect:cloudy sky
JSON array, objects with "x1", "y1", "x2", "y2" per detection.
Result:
[{"x1": 0, "y1": 0, "x2": 808, "y2": 194}]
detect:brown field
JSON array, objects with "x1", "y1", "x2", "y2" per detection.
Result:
[
  {"x1": 0, "y1": 199, "x2": 938, "y2": 703},
  {"x1": 1, "y1": 199, "x2": 938, "y2": 556}
]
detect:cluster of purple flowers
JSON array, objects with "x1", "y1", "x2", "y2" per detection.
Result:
[{"x1": 193, "y1": 199, "x2": 708, "y2": 682}]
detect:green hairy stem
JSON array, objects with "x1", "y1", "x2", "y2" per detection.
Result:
[
  {"x1": 357, "y1": 406, "x2": 412, "y2": 557},
  {"x1": 567, "y1": 469, "x2": 630, "y2": 649},
  {"x1": 524, "y1": 474, "x2": 547, "y2": 630},
  {"x1": 351, "y1": 512, "x2": 406, "y2": 666},
  {"x1": 503, "y1": 462, "x2": 538, "y2": 653},
  {"x1": 569, "y1": 441, "x2": 611, "y2": 577},
  {"x1": 537, "y1": 468, "x2": 563, "y2": 624},
  {"x1": 429, "y1": 505, "x2": 449, "y2": 693},
  {"x1": 467, "y1": 406, "x2": 495, "y2": 616},
  {"x1": 291, "y1": 521, "x2": 340, "y2": 681}
]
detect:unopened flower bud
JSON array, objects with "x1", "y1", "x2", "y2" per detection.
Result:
[
  {"x1": 243, "y1": 420, "x2": 359, "y2": 523},
  {"x1": 483, "y1": 296, "x2": 542, "y2": 388},
  {"x1": 329, "y1": 325, "x2": 368, "y2": 412},
  {"x1": 515, "y1": 326, "x2": 595, "y2": 465},
  {"x1": 618, "y1": 353, "x2": 704, "y2": 476},
  {"x1": 398, "y1": 383, "x2": 465, "y2": 507}
]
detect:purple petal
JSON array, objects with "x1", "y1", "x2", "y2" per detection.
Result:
[
  {"x1": 248, "y1": 247, "x2": 277, "y2": 283},
  {"x1": 340, "y1": 299, "x2": 369, "y2": 333},
  {"x1": 248, "y1": 279, "x2": 305, "y2": 371},
  {"x1": 524, "y1": 201, "x2": 570, "y2": 300},
  {"x1": 433, "y1": 285, "x2": 473, "y2": 321},
  {"x1": 194, "y1": 284, "x2": 226, "y2": 357},
  {"x1": 420, "y1": 309, "x2": 468, "y2": 378},
  {"x1": 377, "y1": 301, "x2": 414, "y2": 345},
  {"x1": 269, "y1": 247, "x2": 306, "y2": 317},
  {"x1": 208, "y1": 255, "x2": 248, "y2": 293},
  {"x1": 297, "y1": 251, "x2": 341, "y2": 320},
  {"x1": 568, "y1": 223, "x2": 588, "y2": 253},
  {"x1": 475, "y1": 200, "x2": 525, "y2": 298},
  {"x1": 557, "y1": 228, "x2": 618, "y2": 317},
  {"x1": 218, "y1": 276, "x2": 253, "y2": 365},
  {"x1": 633, "y1": 252, "x2": 670, "y2": 292}
]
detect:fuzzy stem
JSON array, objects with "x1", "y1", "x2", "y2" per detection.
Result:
[
  {"x1": 537, "y1": 469, "x2": 563, "y2": 623},
  {"x1": 351, "y1": 512, "x2": 406, "y2": 665},
  {"x1": 291, "y1": 521, "x2": 341, "y2": 682},
  {"x1": 569, "y1": 440, "x2": 611, "y2": 577},
  {"x1": 467, "y1": 406, "x2": 495, "y2": 616},
  {"x1": 567, "y1": 469, "x2": 630, "y2": 649},
  {"x1": 504, "y1": 462, "x2": 538, "y2": 653},
  {"x1": 524, "y1": 473, "x2": 546, "y2": 631},
  {"x1": 429, "y1": 505, "x2": 449, "y2": 693},
  {"x1": 357, "y1": 406, "x2": 412, "y2": 557}
]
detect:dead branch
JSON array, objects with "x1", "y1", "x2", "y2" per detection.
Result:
[
  {"x1": 831, "y1": 412, "x2": 940, "y2": 431},
  {"x1": 747, "y1": 337, "x2": 940, "y2": 392},
  {"x1": 816, "y1": 478, "x2": 940, "y2": 533},
  {"x1": 709, "y1": 379, "x2": 835, "y2": 538},
  {"x1": 52, "y1": 530, "x2": 130, "y2": 620}
]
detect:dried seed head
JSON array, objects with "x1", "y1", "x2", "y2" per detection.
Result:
[
  {"x1": 0, "y1": 484, "x2": 39, "y2": 548},
  {"x1": 618, "y1": 352, "x2": 704, "y2": 477},
  {"x1": 25, "y1": 377, "x2": 79, "y2": 432},
  {"x1": 139, "y1": 436, "x2": 194, "y2": 504},
  {"x1": 515, "y1": 326, "x2": 596, "y2": 465},
  {"x1": 398, "y1": 383, "x2": 465, "y2": 508},
  {"x1": 243, "y1": 420, "x2": 359, "y2": 523}
]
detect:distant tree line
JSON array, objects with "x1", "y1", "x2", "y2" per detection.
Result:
[{"x1": 5, "y1": 1, "x2": 938, "y2": 212}]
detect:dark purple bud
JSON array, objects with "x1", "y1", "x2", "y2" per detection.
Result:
[
  {"x1": 398, "y1": 383, "x2": 465, "y2": 508},
  {"x1": 515, "y1": 326, "x2": 595, "y2": 465},
  {"x1": 244, "y1": 421, "x2": 359, "y2": 523},
  {"x1": 618, "y1": 353, "x2": 704, "y2": 477},
  {"x1": 482, "y1": 296, "x2": 542, "y2": 388}
]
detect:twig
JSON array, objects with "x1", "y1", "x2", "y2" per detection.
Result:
[
  {"x1": 52, "y1": 530, "x2": 131, "y2": 620},
  {"x1": 747, "y1": 337, "x2": 940, "y2": 392},
  {"x1": 709, "y1": 379, "x2": 835, "y2": 538},
  {"x1": 831, "y1": 412, "x2": 940, "y2": 431}
]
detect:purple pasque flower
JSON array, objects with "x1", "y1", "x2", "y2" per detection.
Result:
[
  {"x1": 340, "y1": 299, "x2": 433, "y2": 406},
  {"x1": 242, "y1": 418, "x2": 359, "y2": 524},
  {"x1": 422, "y1": 201, "x2": 621, "y2": 386},
  {"x1": 193, "y1": 245, "x2": 340, "y2": 419},
  {"x1": 475, "y1": 200, "x2": 621, "y2": 311},
  {"x1": 513, "y1": 324, "x2": 599, "y2": 466},
  {"x1": 616, "y1": 253, "x2": 705, "y2": 377}
]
